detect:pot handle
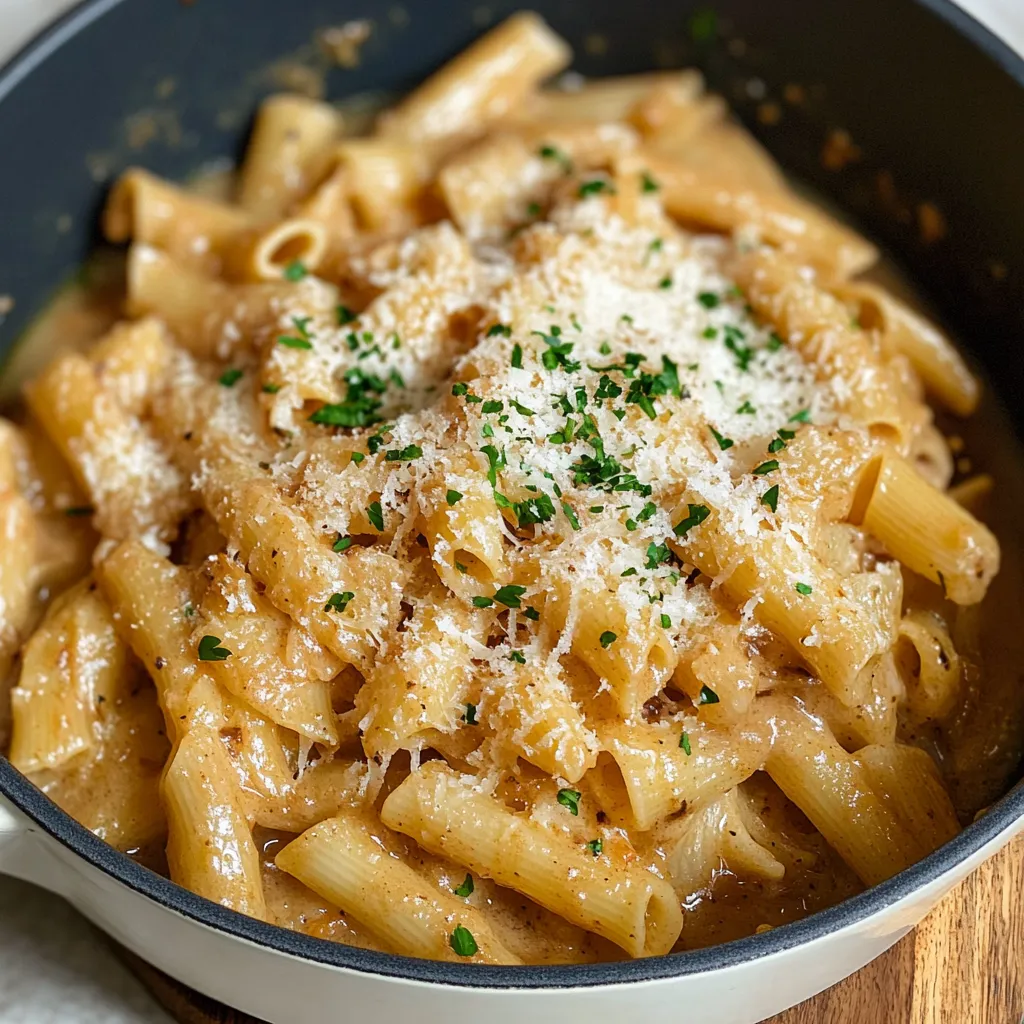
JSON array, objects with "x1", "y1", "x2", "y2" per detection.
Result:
[
  {"x1": 0, "y1": 789, "x2": 24, "y2": 839},
  {"x1": 0, "y1": 789, "x2": 28, "y2": 877},
  {"x1": 0, "y1": 790, "x2": 74, "y2": 898}
]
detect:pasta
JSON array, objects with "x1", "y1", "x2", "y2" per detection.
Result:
[{"x1": 3, "y1": 14, "x2": 1019, "y2": 966}]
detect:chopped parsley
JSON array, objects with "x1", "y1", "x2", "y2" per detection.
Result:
[
  {"x1": 367, "y1": 501, "x2": 384, "y2": 532},
  {"x1": 333, "y1": 535, "x2": 352, "y2": 552},
  {"x1": 724, "y1": 325, "x2": 754, "y2": 371},
  {"x1": 511, "y1": 343, "x2": 523, "y2": 369},
  {"x1": 761, "y1": 484, "x2": 780, "y2": 513},
  {"x1": 63, "y1": 506, "x2": 94, "y2": 517},
  {"x1": 660, "y1": 613, "x2": 672, "y2": 629},
  {"x1": 197, "y1": 635, "x2": 231, "y2": 662},
  {"x1": 709, "y1": 426, "x2": 734, "y2": 451},
  {"x1": 586, "y1": 838, "x2": 603, "y2": 856},
  {"x1": 538, "y1": 143, "x2": 572, "y2": 173},
  {"x1": 462, "y1": 703, "x2": 478, "y2": 725},
  {"x1": 599, "y1": 630, "x2": 617, "y2": 648},
  {"x1": 698, "y1": 684, "x2": 720, "y2": 705},
  {"x1": 494, "y1": 584, "x2": 527, "y2": 608},
  {"x1": 487, "y1": 323, "x2": 512, "y2": 337},
  {"x1": 524, "y1": 606, "x2": 540, "y2": 621},
  {"x1": 736, "y1": 400, "x2": 757, "y2": 415},
  {"x1": 789, "y1": 408, "x2": 811, "y2": 423},
  {"x1": 262, "y1": 383, "x2": 282, "y2": 394},
  {"x1": 533, "y1": 326, "x2": 581, "y2": 373},
  {"x1": 752, "y1": 460, "x2": 779, "y2": 476},
  {"x1": 513, "y1": 493, "x2": 555, "y2": 527},
  {"x1": 446, "y1": 489, "x2": 463, "y2": 506},
  {"x1": 336, "y1": 305, "x2": 357, "y2": 326},
  {"x1": 645, "y1": 542, "x2": 672, "y2": 569},
  {"x1": 641, "y1": 170, "x2": 660, "y2": 193},
  {"x1": 556, "y1": 788, "x2": 581, "y2": 815},
  {"x1": 308, "y1": 367, "x2": 390, "y2": 427},
  {"x1": 218, "y1": 368, "x2": 243, "y2": 387},
  {"x1": 658, "y1": 276, "x2": 673, "y2": 290},
  {"x1": 449, "y1": 925, "x2": 478, "y2": 957},
  {"x1": 622, "y1": 355, "x2": 683, "y2": 420},
  {"x1": 680, "y1": 730, "x2": 692, "y2": 755},
  {"x1": 579, "y1": 179, "x2": 615, "y2": 198},
  {"x1": 282, "y1": 259, "x2": 308, "y2": 281},
  {"x1": 698, "y1": 291, "x2": 720, "y2": 309},
  {"x1": 508, "y1": 650, "x2": 526, "y2": 664},
  {"x1": 324, "y1": 591, "x2": 354, "y2": 613},
  {"x1": 278, "y1": 334, "x2": 313, "y2": 350},
  {"x1": 453, "y1": 874, "x2": 474, "y2": 897},
  {"x1": 472, "y1": 596, "x2": 494, "y2": 608},
  {"x1": 673, "y1": 503, "x2": 710, "y2": 538},
  {"x1": 384, "y1": 444, "x2": 423, "y2": 462},
  {"x1": 481, "y1": 444, "x2": 505, "y2": 487},
  {"x1": 561, "y1": 501, "x2": 581, "y2": 530},
  {"x1": 795, "y1": 582, "x2": 813, "y2": 596}
]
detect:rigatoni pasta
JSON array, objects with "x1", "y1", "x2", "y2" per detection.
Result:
[{"x1": 4, "y1": 13, "x2": 1016, "y2": 966}]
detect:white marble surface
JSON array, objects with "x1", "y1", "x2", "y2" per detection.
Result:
[{"x1": 0, "y1": 0, "x2": 1022, "y2": 1020}]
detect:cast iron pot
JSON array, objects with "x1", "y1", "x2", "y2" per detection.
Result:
[{"x1": 0, "y1": 2, "x2": 1023, "y2": 1021}]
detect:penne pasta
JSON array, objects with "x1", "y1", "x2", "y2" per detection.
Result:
[
  {"x1": 163, "y1": 676, "x2": 266, "y2": 917},
  {"x1": 277, "y1": 809, "x2": 522, "y2": 963},
  {"x1": 379, "y1": 12, "x2": 571, "y2": 143},
  {"x1": 104, "y1": 168, "x2": 252, "y2": 274},
  {"x1": 850, "y1": 454, "x2": 999, "y2": 604},
  {"x1": 237, "y1": 94, "x2": 342, "y2": 220},
  {"x1": 381, "y1": 761, "x2": 684, "y2": 957}
]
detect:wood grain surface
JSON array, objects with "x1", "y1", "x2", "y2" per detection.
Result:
[{"x1": 121, "y1": 833, "x2": 1024, "y2": 1024}]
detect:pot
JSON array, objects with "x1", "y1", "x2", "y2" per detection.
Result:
[{"x1": 1, "y1": 2, "x2": 1023, "y2": 1021}]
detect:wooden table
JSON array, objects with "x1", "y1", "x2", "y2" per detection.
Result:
[{"x1": 121, "y1": 833, "x2": 1024, "y2": 1024}]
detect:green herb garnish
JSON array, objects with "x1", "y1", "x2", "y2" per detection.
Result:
[
  {"x1": 324, "y1": 591, "x2": 354, "y2": 613},
  {"x1": 449, "y1": 925, "x2": 478, "y2": 957},
  {"x1": 673, "y1": 503, "x2": 710, "y2": 538},
  {"x1": 557, "y1": 788, "x2": 581, "y2": 815},
  {"x1": 367, "y1": 501, "x2": 384, "y2": 531},
  {"x1": 197, "y1": 635, "x2": 231, "y2": 662}
]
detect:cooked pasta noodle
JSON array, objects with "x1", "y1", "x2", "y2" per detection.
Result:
[{"x1": 4, "y1": 14, "x2": 1019, "y2": 966}]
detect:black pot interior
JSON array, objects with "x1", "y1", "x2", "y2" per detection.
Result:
[{"x1": 1, "y1": 0, "x2": 1023, "y2": 990}]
